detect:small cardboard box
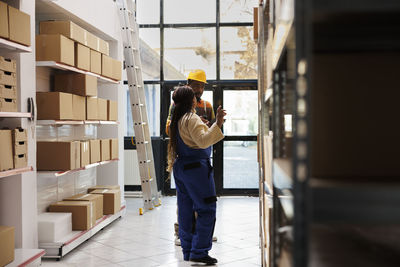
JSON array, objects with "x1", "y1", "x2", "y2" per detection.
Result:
[
  {"x1": 0, "y1": 85, "x2": 17, "y2": 99},
  {"x1": 86, "y1": 32, "x2": 99, "y2": 51},
  {"x1": 64, "y1": 193, "x2": 104, "y2": 220},
  {"x1": 0, "y1": 2, "x2": 8, "y2": 39},
  {"x1": 38, "y1": 213, "x2": 72, "y2": 243},
  {"x1": 86, "y1": 97, "x2": 98, "y2": 120},
  {"x1": 107, "y1": 100, "x2": 118, "y2": 121},
  {"x1": 112, "y1": 59, "x2": 122, "y2": 81},
  {"x1": 48, "y1": 201, "x2": 95, "y2": 231},
  {"x1": 8, "y1": 6, "x2": 31, "y2": 46},
  {"x1": 101, "y1": 54, "x2": 113, "y2": 79},
  {"x1": 99, "y1": 39, "x2": 109, "y2": 55},
  {"x1": 0, "y1": 226, "x2": 14, "y2": 267},
  {"x1": 40, "y1": 21, "x2": 87, "y2": 46},
  {"x1": 97, "y1": 98, "x2": 107, "y2": 121},
  {"x1": 36, "y1": 92, "x2": 73, "y2": 120},
  {"x1": 110, "y1": 138, "x2": 118, "y2": 159},
  {"x1": 37, "y1": 141, "x2": 80, "y2": 171},
  {"x1": 87, "y1": 185, "x2": 120, "y2": 193},
  {"x1": 0, "y1": 98, "x2": 17, "y2": 112},
  {"x1": 89, "y1": 139, "x2": 100, "y2": 163},
  {"x1": 54, "y1": 73, "x2": 97, "y2": 97},
  {"x1": 80, "y1": 141, "x2": 90, "y2": 167},
  {"x1": 14, "y1": 140, "x2": 27, "y2": 155},
  {"x1": 0, "y1": 70, "x2": 17, "y2": 86},
  {"x1": 14, "y1": 154, "x2": 27, "y2": 169},
  {"x1": 0, "y1": 56, "x2": 17, "y2": 72},
  {"x1": 90, "y1": 50, "x2": 101, "y2": 75},
  {"x1": 12, "y1": 129, "x2": 27, "y2": 142},
  {"x1": 36, "y1": 34, "x2": 75, "y2": 66},
  {"x1": 72, "y1": 94, "x2": 86, "y2": 121},
  {"x1": 100, "y1": 139, "x2": 110, "y2": 162},
  {"x1": 75, "y1": 43, "x2": 90, "y2": 71},
  {"x1": 90, "y1": 189, "x2": 121, "y2": 215},
  {"x1": 0, "y1": 130, "x2": 13, "y2": 171}
]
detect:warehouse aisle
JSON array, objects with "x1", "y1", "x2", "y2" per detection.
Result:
[{"x1": 41, "y1": 196, "x2": 260, "y2": 266}]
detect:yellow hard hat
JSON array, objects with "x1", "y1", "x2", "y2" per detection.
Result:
[{"x1": 187, "y1": 69, "x2": 207, "y2": 84}]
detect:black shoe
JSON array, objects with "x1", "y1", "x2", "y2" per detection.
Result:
[{"x1": 190, "y1": 255, "x2": 218, "y2": 265}]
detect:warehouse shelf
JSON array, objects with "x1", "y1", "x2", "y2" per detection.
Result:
[
  {"x1": 271, "y1": 21, "x2": 293, "y2": 70},
  {"x1": 0, "y1": 37, "x2": 32, "y2": 53},
  {"x1": 264, "y1": 88, "x2": 273, "y2": 103},
  {"x1": 35, "y1": 61, "x2": 120, "y2": 84},
  {"x1": 37, "y1": 120, "x2": 119, "y2": 126},
  {"x1": 273, "y1": 159, "x2": 292, "y2": 190},
  {"x1": 6, "y1": 248, "x2": 45, "y2": 267},
  {"x1": 40, "y1": 205, "x2": 126, "y2": 259},
  {"x1": 0, "y1": 167, "x2": 33, "y2": 179},
  {"x1": 0, "y1": 112, "x2": 32, "y2": 118}
]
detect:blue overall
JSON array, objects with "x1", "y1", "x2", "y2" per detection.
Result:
[{"x1": 173, "y1": 129, "x2": 217, "y2": 261}]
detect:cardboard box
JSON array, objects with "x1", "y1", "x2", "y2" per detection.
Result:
[
  {"x1": 0, "y1": 226, "x2": 14, "y2": 267},
  {"x1": 80, "y1": 141, "x2": 90, "y2": 167},
  {"x1": 87, "y1": 185, "x2": 120, "y2": 193},
  {"x1": 48, "y1": 201, "x2": 95, "y2": 230},
  {"x1": 86, "y1": 32, "x2": 99, "y2": 51},
  {"x1": 72, "y1": 94, "x2": 86, "y2": 121},
  {"x1": 14, "y1": 140, "x2": 27, "y2": 155},
  {"x1": 36, "y1": 34, "x2": 75, "y2": 66},
  {"x1": 0, "y1": 130, "x2": 13, "y2": 171},
  {"x1": 99, "y1": 39, "x2": 109, "y2": 55},
  {"x1": 112, "y1": 59, "x2": 122, "y2": 81},
  {"x1": 12, "y1": 128, "x2": 27, "y2": 142},
  {"x1": 14, "y1": 153, "x2": 27, "y2": 169},
  {"x1": 0, "y1": 56, "x2": 16, "y2": 72},
  {"x1": 97, "y1": 98, "x2": 107, "y2": 121},
  {"x1": 54, "y1": 73, "x2": 97, "y2": 97},
  {"x1": 101, "y1": 54, "x2": 113, "y2": 79},
  {"x1": 110, "y1": 139, "x2": 118, "y2": 159},
  {"x1": 100, "y1": 139, "x2": 110, "y2": 162},
  {"x1": 38, "y1": 213, "x2": 72, "y2": 243},
  {"x1": 37, "y1": 141, "x2": 80, "y2": 171},
  {"x1": 8, "y1": 6, "x2": 31, "y2": 46},
  {"x1": 0, "y1": 98, "x2": 17, "y2": 112},
  {"x1": 90, "y1": 50, "x2": 101, "y2": 75},
  {"x1": 107, "y1": 100, "x2": 118, "y2": 121},
  {"x1": 0, "y1": 85, "x2": 17, "y2": 99},
  {"x1": 75, "y1": 43, "x2": 90, "y2": 71},
  {"x1": 86, "y1": 97, "x2": 98, "y2": 120},
  {"x1": 0, "y1": 2, "x2": 8, "y2": 39},
  {"x1": 64, "y1": 193, "x2": 104, "y2": 220},
  {"x1": 89, "y1": 139, "x2": 100, "y2": 163},
  {"x1": 36, "y1": 92, "x2": 73, "y2": 120},
  {"x1": 40, "y1": 21, "x2": 87, "y2": 45},
  {"x1": 0, "y1": 70, "x2": 17, "y2": 86},
  {"x1": 90, "y1": 189, "x2": 121, "y2": 215}
]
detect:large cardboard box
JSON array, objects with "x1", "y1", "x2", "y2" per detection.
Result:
[
  {"x1": 86, "y1": 32, "x2": 99, "y2": 51},
  {"x1": 14, "y1": 154, "x2": 27, "y2": 169},
  {"x1": 90, "y1": 189, "x2": 121, "y2": 215},
  {"x1": 100, "y1": 139, "x2": 110, "y2": 162},
  {"x1": 90, "y1": 50, "x2": 101, "y2": 75},
  {"x1": 12, "y1": 128, "x2": 27, "y2": 142},
  {"x1": 107, "y1": 100, "x2": 118, "y2": 121},
  {"x1": 0, "y1": 85, "x2": 17, "y2": 99},
  {"x1": 86, "y1": 97, "x2": 98, "y2": 120},
  {"x1": 64, "y1": 193, "x2": 104, "y2": 220},
  {"x1": 54, "y1": 73, "x2": 97, "y2": 97},
  {"x1": 40, "y1": 21, "x2": 87, "y2": 45},
  {"x1": 8, "y1": 6, "x2": 31, "y2": 46},
  {"x1": 0, "y1": 2, "x2": 8, "y2": 39},
  {"x1": 48, "y1": 201, "x2": 95, "y2": 230},
  {"x1": 0, "y1": 98, "x2": 17, "y2": 112},
  {"x1": 75, "y1": 43, "x2": 90, "y2": 71},
  {"x1": 80, "y1": 141, "x2": 90, "y2": 167},
  {"x1": 89, "y1": 139, "x2": 100, "y2": 163},
  {"x1": 36, "y1": 92, "x2": 73, "y2": 120},
  {"x1": 0, "y1": 130, "x2": 13, "y2": 171},
  {"x1": 87, "y1": 185, "x2": 120, "y2": 193},
  {"x1": 38, "y1": 213, "x2": 72, "y2": 243},
  {"x1": 110, "y1": 139, "x2": 118, "y2": 159},
  {"x1": 112, "y1": 59, "x2": 122, "y2": 81},
  {"x1": 36, "y1": 34, "x2": 75, "y2": 66},
  {"x1": 0, "y1": 226, "x2": 14, "y2": 267},
  {"x1": 72, "y1": 94, "x2": 86, "y2": 121},
  {"x1": 97, "y1": 98, "x2": 107, "y2": 121},
  {"x1": 101, "y1": 54, "x2": 113, "y2": 79},
  {"x1": 37, "y1": 141, "x2": 80, "y2": 171},
  {"x1": 99, "y1": 39, "x2": 109, "y2": 55},
  {"x1": 0, "y1": 70, "x2": 17, "y2": 86},
  {"x1": 0, "y1": 56, "x2": 17, "y2": 72}
]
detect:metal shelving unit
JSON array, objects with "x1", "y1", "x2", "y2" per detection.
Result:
[
  {"x1": 0, "y1": 37, "x2": 32, "y2": 53},
  {"x1": 0, "y1": 167, "x2": 33, "y2": 179}
]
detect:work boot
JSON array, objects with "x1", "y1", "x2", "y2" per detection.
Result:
[{"x1": 190, "y1": 255, "x2": 218, "y2": 265}]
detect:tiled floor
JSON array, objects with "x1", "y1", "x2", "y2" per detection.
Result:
[{"x1": 42, "y1": 196, "x2": 261, "y2": 266}]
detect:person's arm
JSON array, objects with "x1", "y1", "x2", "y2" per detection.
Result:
[
  {"x1": 186, "y1": 114, "x2": 224, "y2": 149},
  {"x1": 165, "y1": 104, "x2": 175, "y2": 136}
]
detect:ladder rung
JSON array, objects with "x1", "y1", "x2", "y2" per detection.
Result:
[
  {"x1": 136, "y1": 141, "x2": 149, "y2": 144},
  {"x1": 132, "y1": 103, "x2": 144, "y2": 106},
  {"x1": 134, "y1": 122, "x2": 147, "y2": 125},
  {"x1": 139, "y1": 160, "x2": 152, "y2": 164}
]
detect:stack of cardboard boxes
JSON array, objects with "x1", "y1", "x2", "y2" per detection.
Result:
[
  {"x1": 0, "y1": 128, "x2": 28, "y2": 171},
  {"x1": 0, "y1": 1, "x2": 31, "y2": 46},
  {"x1": 0, "y1": 56, "x2": 17, "y2": 112}
]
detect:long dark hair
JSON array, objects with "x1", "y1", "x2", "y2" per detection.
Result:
[{"x1": 167, "y1": 86, "x2": 194, "y2": 171}]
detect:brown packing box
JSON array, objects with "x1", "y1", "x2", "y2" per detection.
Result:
[
  {"x1": 91, "y1": 189, "x2": 121, "y2": 215},
  {"x1": 37, "y1": 141, "x2": 80, "y2": 171},
  {"x1": 86, "y1": 97, "x2": 98, "y2": 120},
  {"x1": 72, "y1": 94, "x2": 86, "y2": 121},
  {"x1": 100, "y1": 139, "x2": 110, "y2": 161},
  {"x1": 0, "y1": 56, "x2": 17, "y2": 72},
  {"x1": 64, "y1": 193, "x2": 104, "y2": 220},
  {"x1": 14, "y1": 140, "x2": 27, "y2": 155},
  {"x1": 75, "y1": 43, "x2": 90, "y2": 71},
  {"x1": 97, "y1": 98, "x2": 107, "y2": 121},
  {"x1": 0, "y1": 70, "x2": 17, "y2": 86},
  {"x1": 40, "y1": 21, "x2": 87, "y2": 46},
  {"x1": 49, "y1": 201, "x2": 95, "y2": 230},
  {"x1": 0, "y1": 85, "x2": 17, "y2": 99},
  {"x1": 0, "y1": 130, "x2": 13, "y2": 171},
  {"x1": 54, "y1": 73, "x2": 97, "y2": 97},
  {"x1": 0, "y1": 2, "x2": 8, "y2": 39},
  {"x1": 12, "y1": 128, "x2": 27, "y2": 142},
  {"x1": 90, "y1": 50, "x2": 101, "y2": 75},
  {"x1": 89, "y1": 139, "x2": 100, "y2": 163},
  {"x1": 14, "y1": 154, "x2": 27, "y2": 169},
  {"x1": 110, "y1": 138, "x2": 118, "y2": 159},
  {"x1": 101, "y1": 54, "x2": 113, "y2": 79},
  {"x1": 0, "y1": 98, "x2": 17, "y2": 112},
  {"x1": 36, "y1": 34, "x2": 75, "y2": 66},
  {"x1": 8, "y1": 6, "x2": 31, "y2": 46},
  {"x1": 107, "y1": 100, "x2": 117, "y2": 121},
  {"x1": 99, "y1": 39, "x2": 109, "y2": 56},
  {"x1": 36, "y1": 92, "x2": 73, "y2": 120},
  {"x1": 86, "y1": 32, "x2": 99, "y2": 51},
  {"x1": 87, "y1": 185, "x2": 120, "y2": 193},
  {"x1": 80, "y1": 141, "x2": 90, "y2": 167},
  {"x1": 112, "y1": 59, "x2": 122, "y2": 81},
  {"x1": 0, "y1": 226, "x2": 14, "y2": 267}
]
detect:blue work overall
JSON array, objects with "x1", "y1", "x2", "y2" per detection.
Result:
[{"x1": 173, "y1": 129, "x2": 217, "y2": 261}]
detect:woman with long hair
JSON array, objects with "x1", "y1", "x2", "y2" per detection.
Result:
[{"x1": 167, "y1": 85, "x2": 226, "y2": 264}]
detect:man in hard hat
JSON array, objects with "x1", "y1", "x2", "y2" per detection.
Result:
[{"x1": 166, "y1": 69, "x2": 217, "y2": 246}]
